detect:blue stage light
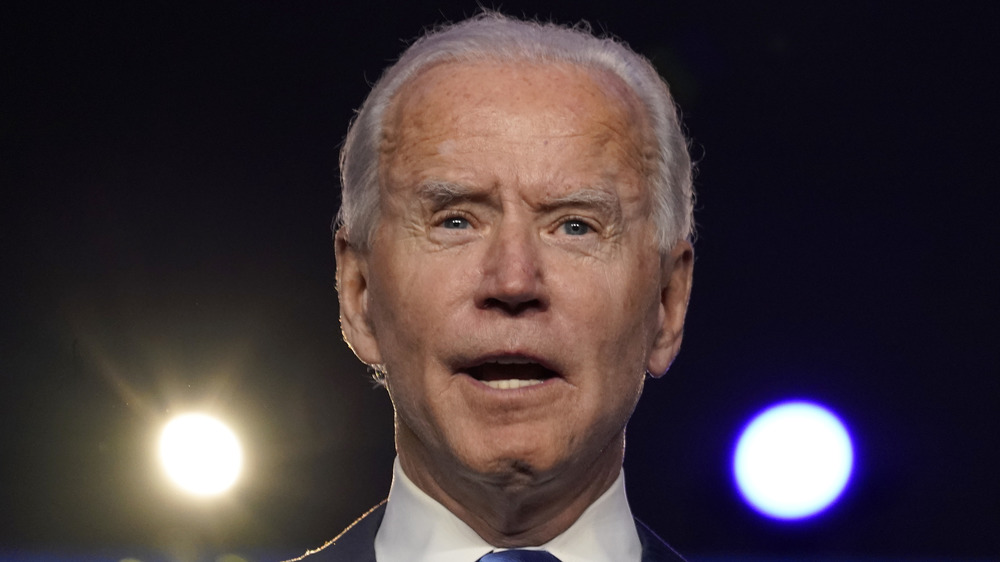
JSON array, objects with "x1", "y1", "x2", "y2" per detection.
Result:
[{"x1": 733, "y1": 400, "x2": 854, "y2": 520}]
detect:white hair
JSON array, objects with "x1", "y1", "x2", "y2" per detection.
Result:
[{"x1": 337, "y1": 12, "x2": 694, "y2": 252}]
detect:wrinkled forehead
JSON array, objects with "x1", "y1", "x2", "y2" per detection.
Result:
[{"x1": 379, "y1": 58, "x2": 656, "y2": 169}]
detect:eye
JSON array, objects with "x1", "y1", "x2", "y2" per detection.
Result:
[
  {"x1": 440, "y1": 216, "x2": 470, "y2": 229},
  {"x1": 560, "y1": 219, "x2": 592, "y2": 236}
]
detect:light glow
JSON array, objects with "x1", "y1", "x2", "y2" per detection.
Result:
[
  {"x1": 733, "y1": 400, "x2": 854, "y2": 520},
  {"x1": 159, "y1": 413, "x2": 242, "y2": 496}
]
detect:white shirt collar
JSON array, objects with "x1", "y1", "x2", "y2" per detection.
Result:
[{"x1": 375, "y1": 458, "x2": 642, "y2": 562}]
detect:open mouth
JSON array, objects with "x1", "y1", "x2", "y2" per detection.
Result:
[{"x1": 463, "y1": 356, "x2": 560, "y2": 390}]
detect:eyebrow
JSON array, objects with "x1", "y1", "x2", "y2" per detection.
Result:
[
  {"x1": 415, "y1": 181, "x2": 486, "y2": 208},
  {"x1": 540, "y1": 187, "x2": 622, "y2": 222},
  {"x1": 415, "y1": 181, "x2": 622, "y2": 221}
]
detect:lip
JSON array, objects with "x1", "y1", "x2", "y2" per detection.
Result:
[
  {"x1": 452, "y1": 352, "x2": 564, "y2": 391},
  {"x1": 459, "y1": 372, "x2": 563, "y2": 393}
]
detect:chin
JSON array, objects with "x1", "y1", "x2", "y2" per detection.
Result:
[{"x1": 457, "y1": 434, "x2": 571, "y2": 482}]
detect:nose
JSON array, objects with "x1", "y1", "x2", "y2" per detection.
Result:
[{"x1": 476, "y1": 219, "x2": 547, "y2": 314}]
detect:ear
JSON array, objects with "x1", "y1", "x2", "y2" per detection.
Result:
[
  {"x1": 335, "y1": 228, "x2": 383, "y2": 366},
  {"x1": 646, "y1": 240, "x2": 694, "y2": 378}
]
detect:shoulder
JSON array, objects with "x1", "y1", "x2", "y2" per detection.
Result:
[
  {"x1": 282, "y1": 502, "x2": 386, "y2": 562},
  {"x1": 635, "y1": 518, "x2": 689, "y2": 562}
]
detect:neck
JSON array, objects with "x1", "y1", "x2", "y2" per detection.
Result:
[{"x1": 396, "y1": 427, "x2": 625, "y2": 547}]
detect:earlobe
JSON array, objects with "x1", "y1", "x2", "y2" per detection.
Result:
[
  {"x1": 646, "y1": 240, "x2": 694, "y2": 378},
  {"x1": 335, "y1": 229, "x2": 383, "y2": 366}
]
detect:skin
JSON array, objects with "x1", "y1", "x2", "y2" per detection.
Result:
[{"x1": 336, "y1": 60, "x2": 693, "y2": 546}]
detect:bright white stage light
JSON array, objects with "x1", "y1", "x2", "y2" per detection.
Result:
[
  {"x1": 159, "y1": 413, "x2": 243, "y2": 496},
  {"x1": 733, "y1": 400, "x2": 854, "y2": 520}
]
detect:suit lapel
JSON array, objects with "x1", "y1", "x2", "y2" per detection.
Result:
[
  {"x1": 286, "y1": 505, "x2": 686, "y2": 562},
  {"x1": 636, "y1": 518, "x2": 688, "y2": 562},
  {"x1": 283, "y1": 502, "x2": 386, "y2": 562}
]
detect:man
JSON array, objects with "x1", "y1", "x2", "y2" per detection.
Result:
[{"x1": 290, "y1": 12, "x2": 694, "y2": 562}]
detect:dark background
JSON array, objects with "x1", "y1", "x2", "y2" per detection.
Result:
[{"x1": 3, "y1": 1, "x2": 997, "y2": 560}]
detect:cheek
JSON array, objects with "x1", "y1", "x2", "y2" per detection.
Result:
[
  {"x1": 585, "y1": 265, "x2": 662, "y2": 368},
  {"x1": 587, "y1": 257, "x2": 660, "y2": 321},
  {"x1": 366, "y1": 256, "x2": 425, "y2": 359},
  {"x1": 367, "y1": 250, "x2": 467, "y2": 363}
]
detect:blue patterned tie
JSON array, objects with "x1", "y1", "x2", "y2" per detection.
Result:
[{"x1": 477, "y1": 550, "x2": 562, "y2": 562}]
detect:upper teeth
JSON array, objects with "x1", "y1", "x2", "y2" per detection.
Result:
[
  {"x1": 492, "y1": 357, "x2": 534, "y2": 365},
  {"x1": 483, "y1": 379, "x2": 544, "y2": 390}
]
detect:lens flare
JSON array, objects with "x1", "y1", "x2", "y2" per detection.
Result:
[
  {"x1": 159, "y1": 413, "x2": 243, "y2": 496},
  {"x1": 733, "y1": 400, "x2": 854, "y2": 520}
]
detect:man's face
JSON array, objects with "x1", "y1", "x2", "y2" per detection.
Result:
[{"x1": 338, "y1": 61, "x2": 692, "y2": 487}]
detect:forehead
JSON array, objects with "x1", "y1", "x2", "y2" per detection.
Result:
[
  {"x1": 380, "y1": 60, "x2": 655, "y2": 183},
  {"x1": 391, "y1": 59, "x2": 639, "y2": 123}
]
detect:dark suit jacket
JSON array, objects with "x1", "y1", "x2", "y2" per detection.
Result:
[{"x1": 287, "y1": 502, "x2": 687, "y2": 562}]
